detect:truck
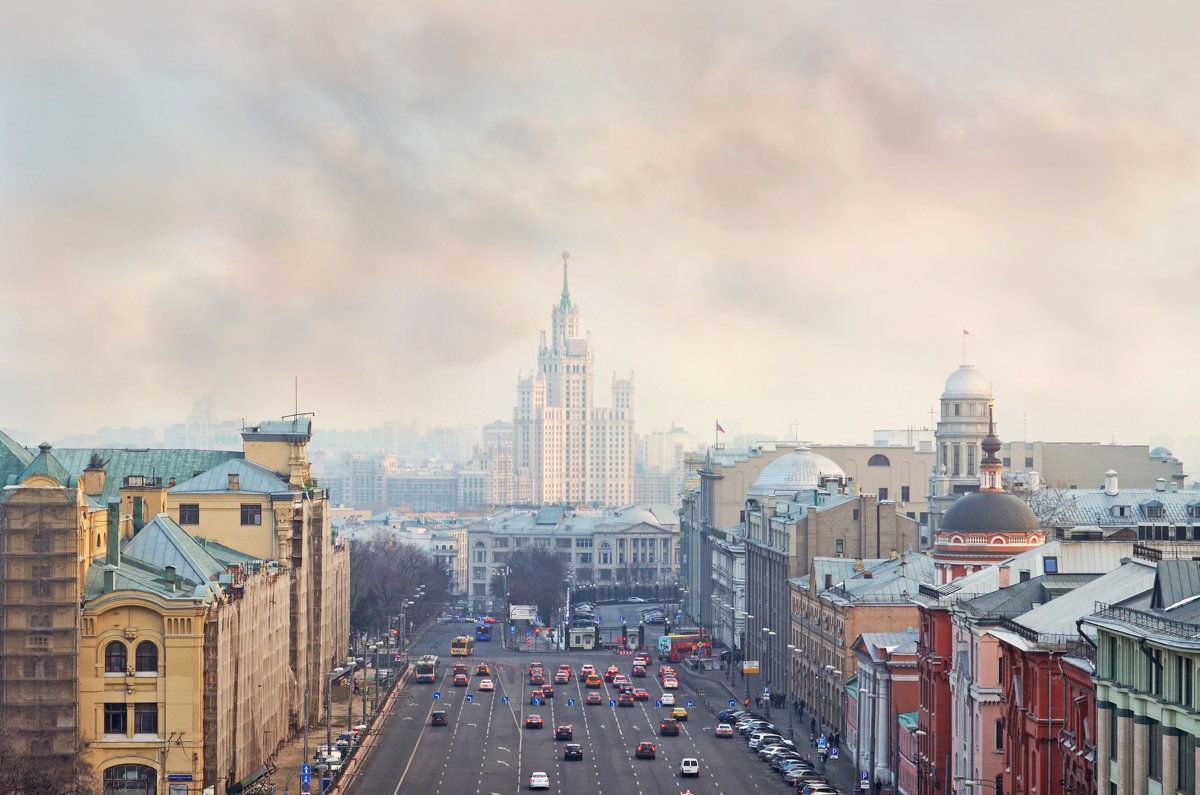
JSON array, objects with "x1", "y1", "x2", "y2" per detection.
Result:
[
  {"x1": 415, "y1": 654, "x2": 439, "y2": 683},
  {"x1": 657, "y1": 633, "x2": 712, "y2": 663}
]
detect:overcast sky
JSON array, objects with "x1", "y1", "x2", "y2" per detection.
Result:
[{"x1": 4, "y1": 2, "x2": 1200, "y2": 461}]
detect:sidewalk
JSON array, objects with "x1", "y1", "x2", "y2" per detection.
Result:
[{"x1": 676, "y1": 662, "x2": 863, "y2": 795}]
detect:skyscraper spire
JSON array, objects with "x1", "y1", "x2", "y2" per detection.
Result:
[
  {"x1": 559, "y1": 250, "x2": 572, "y2": 311},
  {"x1": 980, "y1": 398, "x2": 1003, "y2": 491}
]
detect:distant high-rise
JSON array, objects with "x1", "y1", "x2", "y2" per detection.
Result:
[{"x1": 513, "y1": 253, "x2": 634, "y2": 506}]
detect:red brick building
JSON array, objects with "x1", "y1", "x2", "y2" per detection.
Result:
[{"x1": 916, "y1": 597, "x2": 954, "y2": 795}]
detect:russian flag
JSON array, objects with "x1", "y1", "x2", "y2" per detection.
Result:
[
  {"x1": 963, "y1": 328, "x2": 970, "y2": 336},
  {"x1": 716, "y1": 421, "x2": 726, "y2": 434}
]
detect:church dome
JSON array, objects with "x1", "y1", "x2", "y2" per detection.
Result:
[
  {"x1": 940, "y1": 491, "x2": 1039, "y2": 533},
  {"x1": 750, "y1": 449, "x2": 845, "y2": 496},
  {"x1": 942, "y1": 365, "x2": 990, "y2": 399}
]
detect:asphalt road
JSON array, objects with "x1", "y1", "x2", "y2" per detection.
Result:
[{"x1": 344, "y1": 606, "x2": 808, "y2": 795}]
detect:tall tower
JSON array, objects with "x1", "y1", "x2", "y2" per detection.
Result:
[
  {"x1": 931, "y1": 399, "x2": 1043, "y2": 584},
  {"x1": 513, "y1": 253, "x2": 634, "y2": 506},
  {"x1": 928, "y1": 364, "x2": 991, "y2": 538}
]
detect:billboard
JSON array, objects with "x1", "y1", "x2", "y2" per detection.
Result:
[
  {"x1": 509, "y1": 604, "x2": 538, "y2": 621},
  {"x1": 742, "y1": 660, "x2": 760, "y2": 674}
]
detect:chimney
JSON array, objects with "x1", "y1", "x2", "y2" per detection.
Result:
[
  {"x1": 106, "y1": 498, "x2": 121, "y2": 567},
  {"x1": 824, "y1": 573, "x2": 833, "y2": 590},
  {"x1": 168, "y1": 477, "x2": 176, "y2": 488},
  {"x1": 228, "y1": 473, "x2": 240, "y2": 491},
  {"x1": 1104, "y1": 470, "x2": 1118, "y2": 497},
  {"x1": 854, "y1": 558, "x2": 865, "y2": 571},
  {"x1": 104, "y1": 564, "x2": 117, "y2": 592},
  {"x1": 165, "y1": 566, "x2": 178, "y2": 591},
  {"x1": 889, "y1": 549, "x2": 899, "y2": 561},
  {"x1": 1170, "y1": 482, "x2": 1179, "y2": 493},
  {"x1": 1156, "y1": 478, "x2": 1167, "y2": 492},
  {"x1": 82, "y1": 466, "x2": 107, "y2": 497}
]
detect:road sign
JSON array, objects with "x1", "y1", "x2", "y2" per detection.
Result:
[
  {"x1": 676, "y1": 612, "x2": 682, "y2": 621},
  {"x1": 502, "y1": 696, "x2": 509, "y2": 704},
  {"x1": 394, "y1": 653, "x2": 401, "y2": 661},
  {"x1": 525, "y1": 636, "x2": 531, "y2": 647},
  {"x1": 567, "y1": 699, "x2": 575, "y2": 706},
  {"x1": 862, "y1": 771, "x2": 870, "y2": 783},
  {"x1": 831, "y1": 747, "x2": 839, "y2": 760},
  {"x1": 301, "y1": 783, "x2": 310, "y2": 793},
  {"x1": 609, "y1": 699, "x2": 616, "y2": 708},
  {"x1": 686, "y1": 700, "x2": 694, "y2": 708},
  {"x1": 817, "y1": 735, "x2": 827, "y2": 749},
  {"x1": 302, "y1": 765, "x2": 311, "y2": 777},
  {"x1": 466, "y1": 694, "x2": 473, "y2": 702},
  {"x1": 655, "y1": 700, "x2": 663, "y2": 708},
  {"x1": 620, "y1": 615, "x2": 626, "y2": 623},
  {"x1": 433, "y1": 692, "x2": 441, "y2": 700},
  {"x1": 763, "y1": 686, "x2": 770, "y2": 696},
  {"x1": 728, "y1": 699, "x2": 736, "y2": 707},
  {"x1": 531, "y1": 697, "x2": 541, "y2": 706}
]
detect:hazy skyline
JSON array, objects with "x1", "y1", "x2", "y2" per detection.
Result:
[{"x1": 4, "y1": 3, "x2": 1200, "y2": 463}]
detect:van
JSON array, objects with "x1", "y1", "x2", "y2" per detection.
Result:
[{"x1": 679, "y1": 758, "x2": 700, "y2": 777}]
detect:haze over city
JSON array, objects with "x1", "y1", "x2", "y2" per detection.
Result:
[{"x1": 4, "y1": 3, "x2": 1199, "y2": 461}]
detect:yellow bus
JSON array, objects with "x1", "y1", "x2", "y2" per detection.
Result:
[{"x1": 450, "y1": 635, "x2": 475, "y2": 656}]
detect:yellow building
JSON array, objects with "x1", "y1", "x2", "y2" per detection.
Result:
[{"x1": 0, "y1": 418, "x2": 350, "y2": 795}]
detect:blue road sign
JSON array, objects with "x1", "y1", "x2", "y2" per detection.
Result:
[
  {"x1": 567, "y1": 698, "x2": 575, "y2": 706},
  {"x1": 728, "y1": 699, "x2": 736, "y2": 707},
  {"x1": 525, "y1": 631, "x2": 531, "y2": 638},
  {"x1": 676, "y1": 612, "x2": 682, "y2": 621},
  {"x1": 301, "y1": 783, "x2": 310, "y2": 793},
  {"x1": 502, "y1": 696, "x2": 509, "y2": 704},
  {"x1": 818, "y1": 735, "x2": 827, "y2": 749},
  {"x1": 302, "y1": 765, "x2": 311, "y2": 777},
  {"x1": 862, "y1": 771, "x2": 870, "y2": 783},
  {"x1": 466, "y1": 694, "x2": 473, "y2": 702},
  {"x1": 620, "y1": 615, "x2": 626, "y2": 623},
  {"x1": 686, "y1": 700, "x2": 694, "y2": 708},
  {"x1": 831, "y1": 747, "x2": 840, "y2": 760},
  {"x1": 511, "y1": 626, "x2": 516, "y2": 634},
  {"x1": 433, "y1": 692, "x2": 441, "y2": 700},
  {"x1": 763, "y1": 686, "x2": 770, "y2": 696},
  {"x1": 532, "y1": 697, "x2": 542, "y2": 706},
  {"x1": 655, "y1": 700, "x2": 663, "y2": 708},
  {"x1": 609, "y1": 699, "x2": 616, "y2": 708}
]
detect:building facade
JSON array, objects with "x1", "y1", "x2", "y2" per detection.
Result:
[{"x1": 512, "y1": 254, "x2": 635, "y2": 507}]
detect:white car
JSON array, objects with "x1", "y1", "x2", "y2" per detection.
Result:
[
  {"x1": 529, "y1": 771, "x2": 550, "y2": 790},
  {"x1": 660, "y1": 693, "x2": 676, "y2": 705},
  {"x1": 680, "y1": 757, "x2": 700, "y2": 777},
  {"x1": 662, "y1": 678, "x2": 679, "y2": 689},
  {"x1": 478, "y1": 678, "x2": 494, "y2": 691}
]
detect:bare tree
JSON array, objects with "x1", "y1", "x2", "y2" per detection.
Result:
[
  {"x1": 0, "y1": 729, "x2": 98, "y2": 795},
  {"x1": 349, "y1": 534, "x2": 452, "y2": 633},
  {"x1": 494, "y1": 547, "x2": 565, "y2": 624}
]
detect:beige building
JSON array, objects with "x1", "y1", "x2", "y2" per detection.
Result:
[
  {"x1": 815, "y1": 443, "x2": 935, "y2": 526},
  {"x1": 0, "y1": 419, "x2": 349, "y2": 795},
  {"x1": 1001, "y1": 440, "x2": 1184, "y2": 490}
]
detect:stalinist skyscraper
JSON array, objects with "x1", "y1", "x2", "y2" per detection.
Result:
[{"x1": 513, "y1": 253, "x2": 635, "y2": 507}]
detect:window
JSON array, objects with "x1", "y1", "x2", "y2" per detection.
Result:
[
  {"x1": 1108, "y1": 707, "x2": 1117, "y2": 760},
  {"x1": 952, "y1": 446, "x2": 961, "y2": 477},
  {"x1": 105, "y1": 641, "x2": 127, "y2": 674},
  {"x1": 1043, "y1": 557, "x2": 1058, "y2": 574},
  {"x1": 133, "y1": 703, "x2": 158, "y2": 735},
  {"x1": 836, "y1": 539, "x2": 844, "y2": 555},
  {"x1": 995, "y1": 718, "x2": 1003, "y2": 751},
  {"x1": 868, "y1": 454, "x2": 890, "y2": 467},
  {"x1": 135, "y1": 642, "x2": 158, "y2": 674},
  {"x1": 901, "y1": 486, "x2": 910, "y2": 503},
  {"x1": 240, "y1": 504, "x2": 262, "y2": 526},
  {"x1": 178, "y1": 504, "x2": 199, "y2": 525},
  {"x1": 1002, "y1": 457, "x2": 1011, "y2": 467},
  {"x1": 878, "y1": 488, "x2": 888, "y2": 501},
  {"x1": 472, "y1": 567, "x2": 485, "y2": 580},
  {"x1": 1149, "y1": 719, "x2": 1162, "y2": 779},
  {"x1": 1025, "y1": 457, "x2": 1034, "y2": 468},
  {"x1": 1181, "y1": 730, "x2": 1197, "y2": 794},
  {"x1": 104, "y1": 703, "x2": 127, "y2": 735}
]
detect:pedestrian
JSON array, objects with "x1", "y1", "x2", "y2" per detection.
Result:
[{"x1": 810, "y1": 717, "x2": 817, "y2": 735}]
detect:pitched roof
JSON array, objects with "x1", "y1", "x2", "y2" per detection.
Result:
[
  {"x1": 50, "y1": 447, "x2": 242, "y2": 502},
  {"x1": 20, "y1": 443, "x2": 73, "y2": 486},
  {"x1": 120, "y1": 513, "x2": 230, "y2": 586},
  {"x1": 0, "y1": 429, "x2": 34, "y2": 485},
  {"x1": 1151, "y1": 559, "x2": 1200, "y2": 610},
  {"x1": 168, "y1": 457, "x2": 292, "y2": 496}
]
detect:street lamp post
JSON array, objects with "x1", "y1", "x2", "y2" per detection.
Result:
[
  {"x1": 761, "y1": 627, "x2": 772, "y2": 718},
  {"x1": 953, "y1": 777, "x2": 999, "y2": 791},
  {"x1": 326, "y1": 666, "x2": 346, "y2": 751},
  {"x1": 742, "y1": 613, "x2": 753, "y2": 705},
  {"x1": 816, "y1": 665, "x2": 842, "y2": 773},
  {"x1": 786, "y1": 644, "x2": 796, "y2": 738}
]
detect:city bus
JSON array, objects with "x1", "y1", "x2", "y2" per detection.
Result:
[
  {"x1": 450, "y1": 635, "x2": 476, "y2": 656},
  {"x1": 415, "y1": 654, "x2": 439, "y2": 683},
  {"x1": 475, "y1": 624, "x2": 492, "y2": 642}
]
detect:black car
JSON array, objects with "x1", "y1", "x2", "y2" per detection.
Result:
[
  {"x1": 635, "y1": 741, "x2": 656, "y2": 759},
  {"x1": 563, "y1": 743, "x2": 583, "y2": 760},
  {"x1": 430, "y1": 710, "x2": 447, "y2": 726},
  {"x1": 555, "y1": 725, "x2": 573, "y2": 741},
  {"x1": 659, "y1": 718, "x2": 680, "y2": 736}
]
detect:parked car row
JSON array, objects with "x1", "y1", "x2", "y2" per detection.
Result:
[{"x1": 715, "y1": 709, "x2": 839, "y2": 792}]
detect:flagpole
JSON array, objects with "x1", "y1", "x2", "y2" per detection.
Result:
[{"x1": 962, "y1": 329, "x2": 967, "y2": 364}]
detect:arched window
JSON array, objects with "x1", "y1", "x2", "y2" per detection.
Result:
[
  {"x1": 867, "y1": 454, "x2": 890, "y2": 467},
  {"x1": 135, "y1": 641, "x2": 158, "y2": 674},
  {"x1": 104, "y1": 641, "x2": 127, "y2": 673}
]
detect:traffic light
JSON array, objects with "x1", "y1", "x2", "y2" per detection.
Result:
[
  {"x1": 392, "y1": 629, "x2": 399, "y2": 635},
  {"x1": 535, "y1": 627, "x2": 540, "y2": 634}
]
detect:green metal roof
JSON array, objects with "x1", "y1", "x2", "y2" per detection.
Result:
[
  {"x1": 51, "y1": 447, "x2": 242, "y2": 502},
  {"x1": 845, "y1": 675, "x2": 859, "y2": 699},
  {"x1": 898, "y1": 711, "x2": 919, "y2": 730},
  {"x1": 20, "y1": 443, "x2": 73, "y2": 487},
  {"x1": 0, "y1": 429, "x2": 35, "y2": 485}
]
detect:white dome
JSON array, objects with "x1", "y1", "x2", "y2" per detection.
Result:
[
  {"x1": 942, "y1": 364, "x2": 990, "y2": 398},
  {"x1": 621, "y1": 507, "x2": 660, "y2": 526},
  {"x1": 750, "y1": 449, "x2": 845, "y2": 496}
]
